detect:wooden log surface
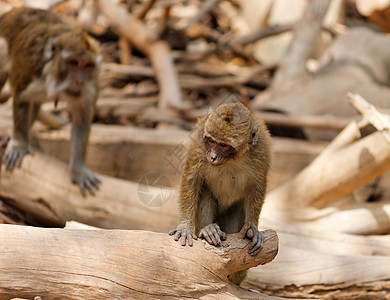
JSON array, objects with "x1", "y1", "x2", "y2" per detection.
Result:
[
  {"x1": 0, "y1": 224, "x2": 279, "y2": 300},
  {"x1": 265, "y1": 130, "x2": 390, "y2": 210},
  {"x1": 1, "y1": 153, "x2": 390, "y2": 298},
  {"x1": 0, "y1": 152, "x2": 179, "y2": 230}
]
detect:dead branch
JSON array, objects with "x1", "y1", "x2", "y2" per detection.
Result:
[
  {"x1": 270, "y1": 0, "x2": 331, "y2": 97},
  {"x1": 97, "y1": 0, "x2": 184, "y2": 111},
  {"x1": 186, "y1": 0, "x2": 222, "y2": 29},
  {"x1": 228, "y1": 24, "x2": 294, "y2": 47},
  {"x1": 265, "y1": 119, "x2": 390, "y2": 210},
  {"x1": 0, "y1": 224, "x2": 279, "y2": 300}
]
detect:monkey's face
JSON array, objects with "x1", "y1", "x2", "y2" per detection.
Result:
[
  {"x1": 47, "y1": 30, "x2": 100, "y2": 99},
  {"x1": 60, "y1": 54, "x2": 97, "y2": 97},
  {"x1": 204, "y1": 136, "x2": 236, "y2": 166}
]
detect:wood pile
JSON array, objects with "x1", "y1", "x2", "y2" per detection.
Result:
[{"x1": 1, "y1": 0, "x2": 390, "y2": 299}]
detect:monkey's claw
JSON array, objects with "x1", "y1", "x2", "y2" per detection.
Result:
[
  {"x1": 246, "y1": 227, "x2": 263, "y2": 256},
  {"x1": 199, "y1": 223, "x2": 226, "y2": 246},
  {"x1": 169, "y1": 226, "x2": 197, "y2": 247},
  {"x1": 71, "y1": 167, "x2": 101, "y2": 197},
  {"x1": 3, "y1": 140, "x2": 31, "y2": 171}
]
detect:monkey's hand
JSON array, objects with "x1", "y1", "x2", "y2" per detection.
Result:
[
  {"x1": 3, "y1": 139, "x2": 31, "y2": 171},
  {"x1": 169, "y1": 223, "x2": 197, "y2": 247},
  {"x1": 199, "y1": 223, "x2": 227, "y2": 246},
  {"x1": 71, "y1": 166, "x2": 101, "y2": 197},
  {"x1": 243, "y1": 224, "x2": 263, "y2": 256}
]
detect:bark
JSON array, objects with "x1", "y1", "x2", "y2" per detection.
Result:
[
  {"x1": 270, "y1": 0, "x2": 331, "y2": 96},
  {"x1": 0, "y1": 224, "x2": 279, "y2": 300},
  {"x1": 265, "y1": 128, "x2": 390, "y2": 210},
  {"x1": 0, "y1": 151, "x2": 179, "y2": 230}
]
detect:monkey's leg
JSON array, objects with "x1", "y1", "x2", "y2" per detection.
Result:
[
  {"x1": 3, "y1": 101, "x2": 39, "y2": 170},
  {"x1": 69, "y1": 100, "x2": 101, "y2": 196},
  {"x1": 198, "y1": 193, "x2": 226, "y2": 246}
]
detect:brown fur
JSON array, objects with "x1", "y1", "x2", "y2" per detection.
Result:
[
  {"x1": 170, "y1": 102, "x2": 272, "y2": 285},
  {"x1": 0, "y1": 7, "x2": 101, "y2": 196}
]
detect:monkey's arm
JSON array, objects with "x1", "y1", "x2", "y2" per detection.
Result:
[
  {"x1": 69, "y1": 99, "x2": 100, "y2": 197},
  {"x1": 169, "y1": 156, "x2": 202, "y2": 246},
  {"x1": 244, "y1": 183, "x2": 266, "y2": 256},
  {"x1": 197, "y1": 190, "x2": 227, "y2": 246}
]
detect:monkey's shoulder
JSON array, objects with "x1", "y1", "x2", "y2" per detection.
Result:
[{"x1": 0, "y1": 8, "x2": 61, "y2": 45}]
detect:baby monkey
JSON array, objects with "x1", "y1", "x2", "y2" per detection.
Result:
[
  {"x1": 0, "y1": 7, "x2": 101, "y2": 196},
  {"x1": 170, "y1": 102, "x2": 272, "y2": 284}
]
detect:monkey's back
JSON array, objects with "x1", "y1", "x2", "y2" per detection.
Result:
[
  {"x1": 0, "y1": 8, "x2": 74, "y2": 92},
  {"x1": 0, "y1": 7, "x2": 61, "y2": 49}
]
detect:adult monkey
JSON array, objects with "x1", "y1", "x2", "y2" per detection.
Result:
[{"x1": 0, "y1": 7, "x2": 101, "y2": 196}]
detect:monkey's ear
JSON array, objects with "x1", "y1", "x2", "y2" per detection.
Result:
[
  {"x1": 44, "y1": 37, "x2": 58, "y2": 60},
  {"x1": 249, "y1": 124, "x2": 260, "y2": 145},
  {"x1": 82, "y1": 31, "x2": 100, "y2": 55}
]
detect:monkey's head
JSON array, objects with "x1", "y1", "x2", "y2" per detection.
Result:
[
  {"x1": 202, "y1": 102, "x2": 261, "y2": 166},
  {"x1": 44, "y1": 28, "x2": 101, "y2": 98}
]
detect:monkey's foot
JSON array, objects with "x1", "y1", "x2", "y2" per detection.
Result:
[
  {"x1": 199, "y1": 223, "x2": 227, "y2": 246},
  {"x1": 3, "y1": 139, "x2": 31, "y2": 171},
  {"x1": 71, "y1": 166, "x2": 101, "y2": 197},
  {"x1": 169, "y1": 224, "x2": 197, "y2": 246},
  {"x1": 245, "y1": 226, "x2": 263, "y2": 256}
]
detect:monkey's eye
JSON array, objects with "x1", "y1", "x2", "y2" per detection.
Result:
[
  {"x1": 205, "y1": 136, "x2": 215, "y2": 144},
  {"x1": 219, "y1": 143, "x2": 231, "y2": 151},
  {"x1": 84, "y1": 62, "x2": 95, "y2": 70},
  {"x1": 67, "y1": 59, "x2": 79, "y2": 67}
]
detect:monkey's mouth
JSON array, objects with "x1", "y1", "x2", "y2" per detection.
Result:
[
  {"x1": 206, "y1": 153, "x2": 225, "y2": 166},
  {"x1": 65, "y1": 88, "x2": 82, "y2": 97}
]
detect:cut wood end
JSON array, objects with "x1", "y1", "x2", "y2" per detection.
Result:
[
  {"x1": 217, "y1": 229, "x2": 279, "y2": 275},
  {"x1": 348, "y1": 92, "x2": 390, "y2": 143}
]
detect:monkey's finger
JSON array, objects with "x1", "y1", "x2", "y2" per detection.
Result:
[
  {"x1": 209, "y1": 225, "x2": 222, "y2": 245},
  {"x1": 206, "y1": 227, "x2": 218, "y2": 246},
  {"x1": 6, "y1": 153, "x2": 18, "y2": 170},
  {"x1": 249, "y1": 245, "x2": 262, "y2": 256},
  {"x1": 17, "y1": 155, "x2": 24, "y2": 168},
  {"x1": 246, "y1": 228, "x2": 254, "y2": 238},
  {"x1": 84, "y1": 180, "x2": 96, "y2": 196},
  {"x1": 173, "y1": 230, "x2": 182, "y2": 241},
  {"x1": 187, "y1": 233, "x2": 194, "y2": 247},
  {"x1": 17, "y1": 152, "x2": 27, "y2": 168},
  {"x1": 88, "y1": 176, "x2": 100, "y2": 189},
  {"x1": 249, "y1": 234, "x2": 258, "y2": 250},
  {"x1": 249, "y1": 235, "x2": 263, "y2": 255},
  {"x1": 89, "y1": 175, "x2": 101, "y2": 188},
  {"x1": 169, "y1": 229, "x2": 177, "y2": 236},
  {"x1": 79, "y1": 183, "x2": 87, "y2": 197},
  {"x1": 200, "y1": 229, "x2": 213, "y2": 245},
  {"x1": 218, "y1": 229, "x2": 227, "y2": 241}
]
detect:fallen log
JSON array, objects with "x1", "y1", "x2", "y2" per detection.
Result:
[
  {"x1": 265, "y1": 127, "x2": 390, "y2": 210},
  {"x1": 0, "y1": 224, "x2": 279, "y2": 300},
  {"x1": 1, "y1": 152, "x2": 389, "y2": 298},
  {"x1": 261, "y1": 218, "x2": 390, "y2": 256},
  {"x1": 0, "y1": 152, "x2": 179, "y2": 230},
  {"x1": 246, "y1": 244, "x2": 390, "y2": 299}
]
